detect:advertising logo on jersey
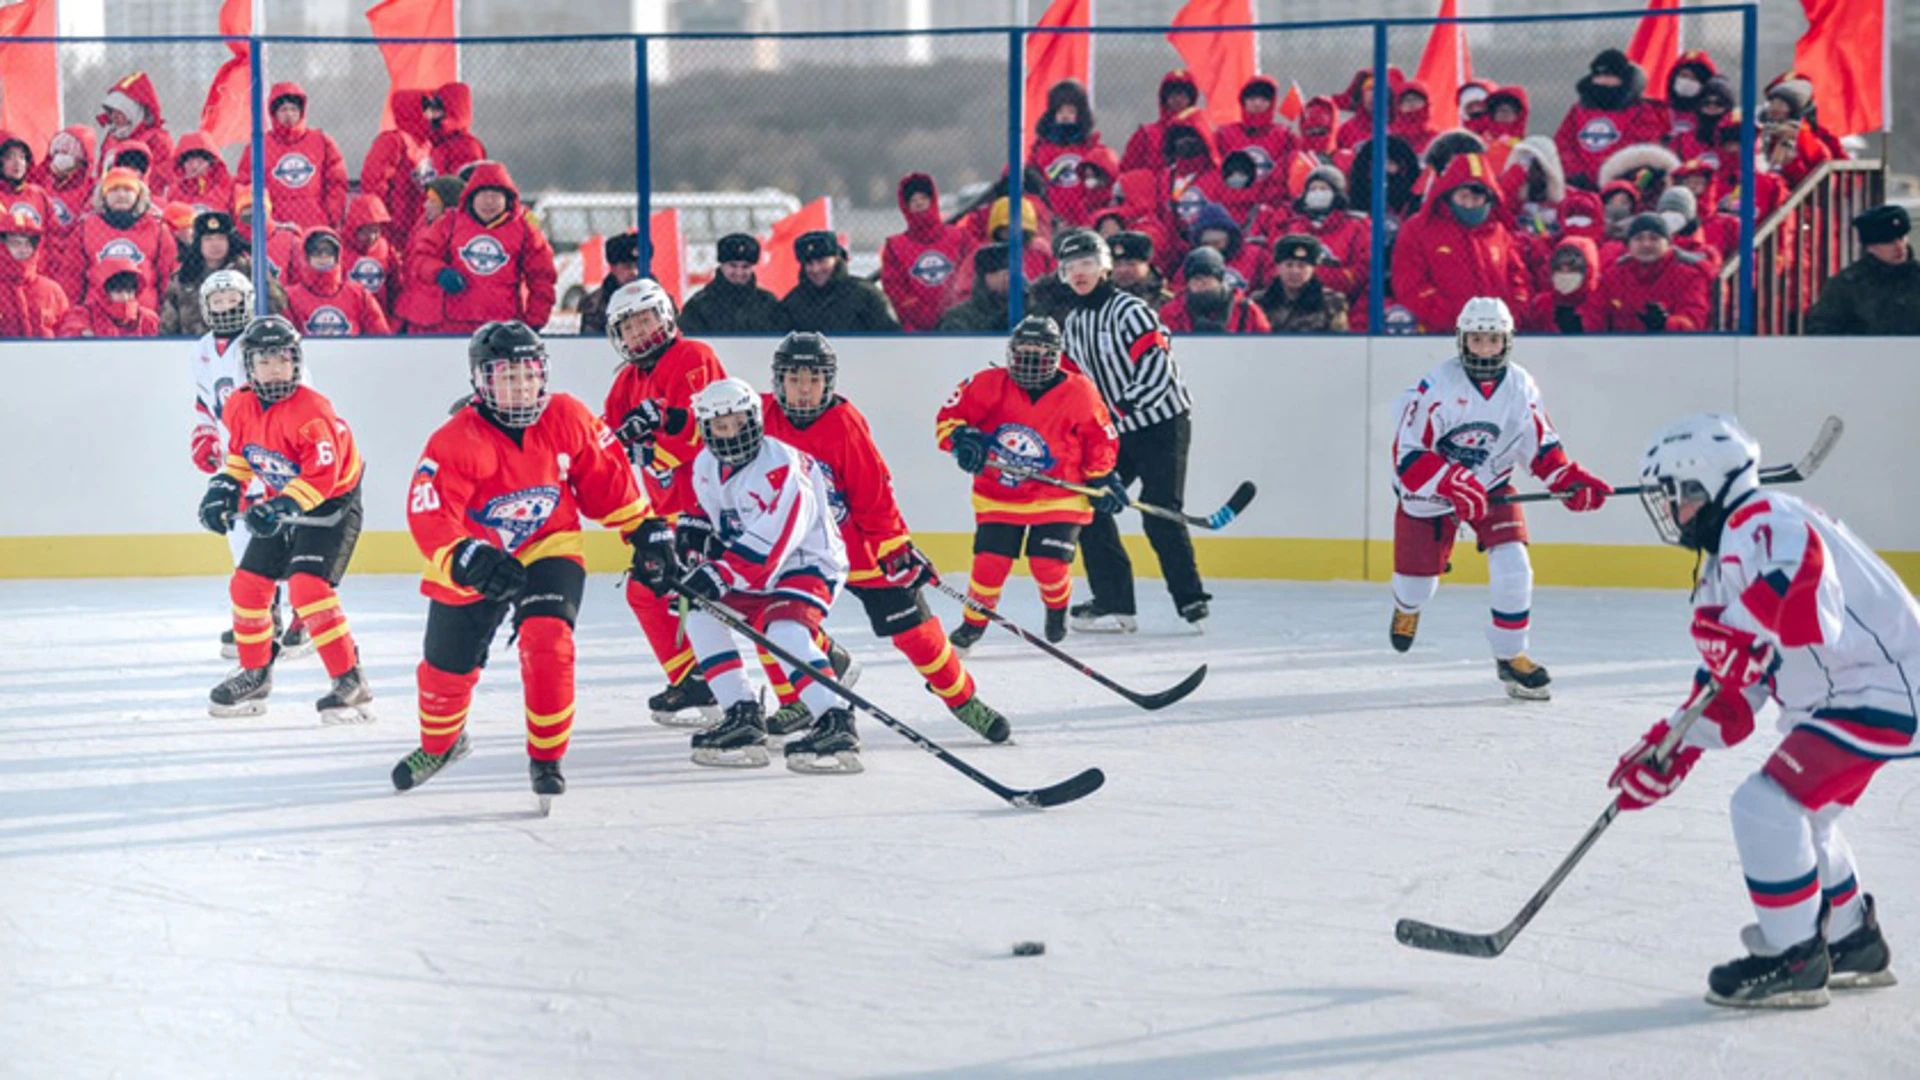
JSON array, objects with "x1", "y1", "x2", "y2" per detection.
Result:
[
  {"x1": 242, "y1": 443, "x2": 301, "y2": 492},
  {"x1": 987, "y1": 423, "x2": 1055, "y2": 489},
  {"x1": 272, "y1": 152, "x2": 317, "y2": 188},
  {"x1": 910, "y1": 250, "x2": 955, "y2": 288},
  {"x1": 469, "y1": 484, "x2": 561, "y2": 552},
  {"x1": 348, "y1": 257, "x2": 385, "y2": 293},
  {"x1": 97, "y1": 237, "x2": 145, "y2": 264},
  {"x1": 1438, "y1": 421, "x2": 1501, "y2": 470},
  {"x1": 1044, "y1": 153, "x2": 1084, "y2": 187},
  {"x1": 813, "y1": 459, "x2": 849, "y2": 524},
  {"x1": 304, "y1": 306, "x2": 351, "y2": 336},
  {"x1": 1577, "y1": 117, "x2": 1621, "y2": 154},
  {"x1": 460, "y1": 234, "x2": 509, "y2": 276}
]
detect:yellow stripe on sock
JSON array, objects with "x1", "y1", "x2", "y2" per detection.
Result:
[
  {"x1": 235, "y1": 627, "x2": 276, "y2": 644},
  {"x1": 295, "y1": 596, "x2": 340, "y2": 619},
  {"x1": 527, "y1": 726, "x2": 573, "y2": 750},
  {"x1": 913, "y1": 643, "x2": 956, "y2": 676},
  {"x1": 526, "y1": 703, "x2": 576, "y2": 727},
  {"x1": 310, "y1": 622, "x2": 351, "y2": 649}
]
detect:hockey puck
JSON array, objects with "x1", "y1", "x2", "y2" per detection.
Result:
[{"x1": 1011, "y1": 941, "x2": 1045, "y2": 957}]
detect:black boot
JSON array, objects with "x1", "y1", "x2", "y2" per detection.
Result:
[
  {"x1": 1707, "y1": 933, "x2": 1831, "y2": 1009},
  {"x1": 691, "y1": 699, "x2": 770, "y2": 768},
  {"x1": 1497, "y1": 655, "x2": 1552, "y2": 701}
]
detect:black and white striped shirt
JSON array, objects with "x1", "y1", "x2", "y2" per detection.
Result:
[{"x1": 1060, "y1": 283, "x2": 1190, "y2": 434}]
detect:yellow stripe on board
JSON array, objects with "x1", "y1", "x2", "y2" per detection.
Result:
[{"x1": 3, "y1": 531, "x2": 1918, "y2": 591}]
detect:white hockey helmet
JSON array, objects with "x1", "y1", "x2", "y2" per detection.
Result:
[
  {"x1": 200, "y1": 268, "x2": 254, "y2": 337},
  {"x1": 1455, "y1": 296, "x2": 1515, "y2": 380},
  {"x1": 606, "y1": 277, "x2": 677, "y2": 366},
  {"x1": 693, "y1": 376, "x2": 764, "y2": 466},
  {"x1": 1638, "y1": 413, "x2": 1763, "y2": 551}
]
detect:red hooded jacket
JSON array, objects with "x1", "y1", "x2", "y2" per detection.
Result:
[
  {"x1": 360, "y1": 89, "x2": 431, "y2": 248},
  {"x1": 1554, "y1": 68, "x2": 1671, "y2": 189},
  {"x1": 342, "y1": 195, "x2": 401, "y2": 313},
  {"x1": 407, "y1": 161, "x2": 556, "y2": 332},
  {"x1": 286, "y1": 227, "x2": 391, "y2": 337},
  {"x1": 0, "y1": 210, "x2": 69, "y2": 338},
  {"x1": 237, "y1": 82, "x2": 349, "y2": 231},
  {"x1": 1525, "y1": 235, "x2": 1599, "y2": 333},
  {"x1": 57, "y1": 257, "x2": 157, "y2": 337},
  {"x1": 1390, "y1": 80, "x2": 1438, "y2": 156},
  {"x1": 1336, "y1": 67, "x2": 1407, "y2": 152},
  {"x1": 1120, "y1": 71, "x2": 1202, "y2": 174},
  {"x1": 1389, "y1": 152, "x2": 1532, "y2": 332},
  {"x1": 1259, "y1": 209, "x2": 1370, "y2": 301},
  {"x1": 0, "y1": 131, "x2": 59, "y2": 247},
  {"x1": 170, "y1": 133, "x2": 234, "y2": 218},
  {"x1": 1467, "y1": 85, "x2": 1531, "y2": 147},
  {"x1": 1584, "y1": 247, "x2": 1712, "y2": 332},
  {"x1": 32, "y1": 126, "x2": 96, "y2": 235},
  {"x1": 1217, "y1": 76, "x2": 1299, "y2": 185},
  {"x1": 880, "y1": 173, "x2": 975, "y2": 332},
  {"x1": 1158, "y1": 109, "x2": 1226, "y2": 237},
  {"x1": 65, "y1": 174, "x2": 173, "y2": 310},
  {"x1": 96, "y1": 73, "x2": 173, "y2": 198},
  {"x1": 1052, "y1": 146, "x2": 1121, "y2": 229},
  {"x1": 426, "y1": 83, "x2": 487, "y2": 179}
]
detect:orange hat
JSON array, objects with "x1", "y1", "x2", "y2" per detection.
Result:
[
  {"x1": 100, "y1": 166, "x2": 143, "y2": 196},
  {"x1": 163, "y1": 201, "x2": 197, "y2": 230}
]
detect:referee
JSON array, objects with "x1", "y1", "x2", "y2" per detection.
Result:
[{"x1": 1054, "y1": 230, "x2": 1210, "y2": 632}]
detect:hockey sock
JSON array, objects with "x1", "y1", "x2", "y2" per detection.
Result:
[
  {"x1": 1030, "y1": 556, "x2": 1074, "y2": 611},
  {"x1": 230, "y1": 569, "x2": 278, "y2": 670},
  {"x1": 1390, "y1": 573, "x2": 1438, "y2": 613},
  {"x1": 893, "y1": 619, "x2": 975, "y2": 707},
  {"x1": 964, "y1": 551, "x2": 1014, "y2": 628},
  {"x1": 1484, "y1": 542, "x2": 1533, "y2": 660},
  {"x1": 758, "y1": 648, "x2": 801, "y2": 706},
  {"x1": 768, "y1": 620, "x2": 844, "y2": 716},
  {"x1": 1731, "y1": 772, "x2": 1824, "y2": 949},
  {"x1": 1813, "y1": 808, "x2": 1866, "y2": 940},
  {"x1": 682, "y1": 609, "x2": 756, "y2": 707},
  {"x1": 518, "y1": 616, "x2": 575, "y2": 762},
  {"x1": 625, "y1": 579, "x2": 698, "y2": 686},
  {"x1": 287, "y1": 573, "x2": 357, "y2": 678},
  {"x1": 417, "y1": 661, "x2": 480, "y2": 755}
]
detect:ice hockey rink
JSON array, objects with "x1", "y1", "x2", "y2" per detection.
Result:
[{"x1": 5, "y1": 574, "x2": 1916, "y2": 1078}]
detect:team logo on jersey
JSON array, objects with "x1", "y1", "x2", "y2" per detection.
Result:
[
  {"x1": 7, "y1": 201, "x2": 40, "y2": 227},
  {"x1": 459, "y1": 234, "x2": 509, "y2": 275},
  {"x1": 213, "y1": 376, "x2": 238, "y2": 420},
  {"x1": 1438, "y1": 421, "x2": 1502, "y2": 469},
  {"x1": 469, "y1": 485, "x2": 561, "y2": 552},
  {"x1": 97, "y1": 237, "x2": 144, "y2": 263},
  {"x1": 814, "y1": 459, "x2": 849, "y2": 524},
  {"x1": 242, "y1": 442, "x2": 301, "y2": 492},
  {"x1": 50, "y1": 200, "x2": 75, "y2": 228},
  {"x1": 1382, "y1": 304, "x2": 1417, "y2": 335},
  {"x1": 910, "y1": 250, "x2": 955, "y2": 287},
  {"x1": 987, "y1": 423, "x2": 1055, "y2": 489},
  {"x1": 349, "y1": 257, "x2": 385, "y2": 292},
  {"x1": 1044, "y1": 154, "x2": 1083, "y2": 187},
  {"x1": 1577, "y1": 117, "x2": 1621, "y2": 154},
  {"x1": 1240, "y1": 145, "x2": 1274, "y2": 176},
  {"x1": 272, "y1": 153, "x2": 316, "y2": 188},
  {"x1": 304, "y1": 306, "x2": 351, "y2": 336}
]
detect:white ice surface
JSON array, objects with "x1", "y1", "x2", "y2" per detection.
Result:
[{"x1": 3, "y1": 575, "x2": 1917, "y2": 1079}]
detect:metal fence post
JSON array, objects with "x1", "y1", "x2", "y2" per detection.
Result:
[
  {"x1": 247, "y1": 37, "x2": 269, "y2": 314},
  {"x1": 1368, "y1": 21, "x2": 1388, "y2": 336},
  {"x1": 1739, "y1": 3, "x2": 1758, "y2": 335},
  {"x1": 636, "y1": 35, "x2": 653, "y2": 282},
  {"x1": 1006, "y1": 28, "x2": 1025, "y2": 326}
]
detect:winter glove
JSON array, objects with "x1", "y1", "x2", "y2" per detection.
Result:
[
  {"x1": 615, "y1": 400, "x2": 690, "y2": 448},
  {"x1": 1691, "y1": 607, "x2": 1777, "y2": 693},
  {"x1": 1638, "y1": 302, "x2": 1669, "y2": 332},
  {"x1": 878, "y1": 542, "x2": 937, "y2": 590},
  {"x1": 1435, "y1": 462, "x2": 1490, "y2": 523},
  {"x1": 244, "y1": 495, "x2": 302, "y2": 539},
  {"x1": 450, "y1": 539, "x2": 527, "y2": 603},
  {"x1": 677, "y1": 561, "x2": 729, "y2": 604},
  {"x1": 627, "y1": 517, "x2": 679, "y2": 596},
  {"x1": 949, "y1": 426, "x2": 990, "y2": 475},
  {"x1": 1087, "y1": 472, "x2": 1129, "y2": 516},
  {"x1": 1608, "y1": 718, "x2": 1705, "y2": 811},
  {"x1": 1553, "y1": 305, "x2": 1584, "y2": 335},
  {"x1": 1548, "y1": 461, "x2": 1613, "y2": 512},
  {"x1": 190, "y1": 424, "x2": 221, "y2": 474},
  {"x1": 199, "y1": 473, "x2": 243, "y2": 534},
  {"x1": 436, "y1": 267, "x2": 468, "y2": 295}
]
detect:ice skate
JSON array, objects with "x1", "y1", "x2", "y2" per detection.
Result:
[
  {"x1": 278, "y1": 615, "x2": 315, "y2": 661},
  {"x1": 765, "y1": 700, "x2": 814, "y2": 746},
  {"x1": 1706, "y1": 932, "x2": 1831, "y2": 1009},
  {"x1": 391, "y1": 732, "x2": 472, "y2": 792},
  {"x1": 691, "y1": 699, "x2": 770, "y2": 768},
  {"x1": 209, "y1": 663, "x2": 273, "y2": 717},
  {"x1": 650, "y1": 673, "x2": 722, "y2": 729},
  {"x1": 1745, "y1": 895, "x2": 1897, "y2": 990},
  {"x1": 1497, "y1": 654, "x2": 1551, "y2": 700},
  {"x1": 1044, "y1": 606, "x2": 1068, "y2": 644},
  {"x1": 948, "y1": 621, "x2": 987, "y2": 657},
  {"x1": 826, "y1": 636, "x2": 861, "y2": 688},
  {"x1": 949, "y1": 695, "x2": 1011, "y2": 744},
  {"x1": 784, "y1": 707, "x2": 861, "y2": 775},
  {"x1": 219, "y1": 628, "x2": 239, "y2": 660},
  {"x1": 530, "y1": 758, "x2": 565, "y2": 815},
  {"x1": 1390, "y1": 609, "x2": 1420, "y2": 653},
  {"x1": 1179, "y1": 598, "x2": 1209, "y2": 632},
  {"x1": 1070, "y1": 600, "x2": 1137, "y2": 634},
  {"x1": 315, "y1": 665, "x2": 375, "y2": 725}
]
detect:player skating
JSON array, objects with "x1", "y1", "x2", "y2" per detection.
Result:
[
  {"x1": 935, "y1": 315, "x2": 1121, "y2": 651},
  {"x1": 197, "y1": 316, "x2": 370, "y2": 723},
  {"x1": 1607, "y1": 413, "x2": 1907, "y2": 1008},
  {"x1": 1388, "y1": 296, "x2": 1612, "y2": 699},
  {"x1": 395, "y1": 321, "x2": 673, "y2": 806},
  {"x1": 759, "y1": 331, "x2": 1011, "y2": 743}
]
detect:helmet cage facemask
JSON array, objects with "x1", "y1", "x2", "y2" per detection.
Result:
[
  {"x1": 772, "y1": 358, "x2": 834, "y2": 426},
  {"x1": 1007, "y1": 341, "x2": 1062, "y2": 390},
  {"x1": 1457, "y1": 328, "x2": 1512, "y2": 381},
  {"x1": 205, "y1": 289, "x2": 251, "y2": 336},
  {"x1": 701, "y1": 406, "x2": 764, "y2": 467},
  {"x1": 473, "y1": 355, "x2": 551, "y2": 428},
  {"x1": 244, "y1": 342, "x2": 301, "y2": 404},
  {"x1": 609, "y1": 303, "x2": 675, "y2": 367}
]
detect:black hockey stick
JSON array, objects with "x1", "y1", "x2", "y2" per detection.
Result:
[
  {"x1": 1394, "y1": 683, "x2": 1718, "y2": 958},
  {"x1": 672, "y1": 585, "x2": 1105, "y2": 809},
  {"x1": 927, "y1": 579, "x2": 1206, "y2": 710},
  {"x1": 997, "y1": 464, "x2": 1258, "y2": 531},
  {"x1": 1492, "y1": 415, "x2": 1844, "y2": 506}
]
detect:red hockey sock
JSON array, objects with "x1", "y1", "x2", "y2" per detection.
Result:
[
  {"x1": 626, "y1": 578, "x2": 697, "y2": 686},
  {"x1": 230, "y1": 569, "x2": 277, "y2": 670},
  {"x1": 519, "y1": 616, "x2": 576, "y2": 762},
  {"x1": 894, "y1": 619, "x2": 975, "y2": 707},
  {"x1": 288, "y1": 572, "x2": 357, "y2": 678},
  {"x1": 759, "y1": 647, "x2": 800, "y2": 705},
  {"x1": 1030, "y1": 556, "x2": 1074, "y2": 610},
  {"x1": 964, "y1": 551, "x2": 1014, "y2": 628},
  {"x1": 417, "y1": 661, "x2": 480, "y2": 755}
]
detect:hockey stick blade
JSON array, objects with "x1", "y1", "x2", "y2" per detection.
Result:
[
  {"x1": 1124, "y1": 663, "x2": 1209, "y2": 711},
  {"x1": 1394, "y1": 918, "x2": 1510, "y2": 958},
  {"x1": 1758, "y1": 414, "x2": 1843, "y2": 485},
  {"x1": 1204, "y1": 481, "x2": 1258, "y2": 529},
  {"x1": 1007, "y1": 766, "x2": 1107, "y2": 809}
]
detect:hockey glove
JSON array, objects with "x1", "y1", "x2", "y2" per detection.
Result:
[
  {"x1": 1087, "y1": 472, "x2": 1130, "y2": 516},
  {"x1": 190, "y1": 424, "x2": 221, "y2": 474},
  {"x1": 1608, "y1": 718, "x2": 1704, "y2": 811},
  {"x1": 677, "y1": 561, "x2": 730, "y2": 604},
  {"x1": 627, "y1": 518, "x2": 679, "y2": 596},
  {"x1": 1435, "y1": 462, "x2": 1490, "y2": 523},
  {"x1": 615, "y1": 400, "x2": 690, "y2": 448},
  {"x1": 674, "y1": 513, "x2": 723, "y2": 565},
  {"x1": 244, "y1": 495, "x2": 302, "y2": 538},
  {"x1": 450, "y1": 539, "x2": 527, "y2": 603},
  {"x1": 1548, "y1": 461, "x2": 1613, "y2": 512},
  {"x1": 878, "y1": 542, "x2": 937, "y2": 591},
  {"x1": 436, "y1": 268, "x2": 468, "y2": 295},
  {"x1": 199, "y1": 473, "x2": 244, "y2": 534},
  {"x1": 1638, "y1": 302, "x2": 1669, "y2": 332},
  {"x1": 1691, "y1": 608, "x2": 1777, "y2": 693},
  {"x1": 1553, "y1": 304, "x2": 1585, "y2": 335},
  {"x1": 949, "y1": 426, "x2": 990, "y2": 475}
]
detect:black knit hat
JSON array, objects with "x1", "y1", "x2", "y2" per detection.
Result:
[
  {"x1": 972, "y1": 242, "x2": 1010, "y2": 275},
  {"x1": 1109, "y1": 231, "x2": 1154, "y2": 262},
  {"x1": 604, "y1": 231, "x2": 640, "y2": 266},
  {"x1": 1590, "y1": 49, "x2": 1633, "y2": 80},
  {"x1": 1626, "y1": 212, "x2": 1670, "y2": 240},
  {"x1": 1272, "y1": 233, "x2": 1323, "y2": 264},
  {"x1": 717, "y1": 232, "x2": 760, "y2": 264},
  {"x1": 1854, "y1": 204, "x2": 1911, "y2": 245},
  {"x1": 1182, "y1": 246, "x2": 1226, "y2": 281}
]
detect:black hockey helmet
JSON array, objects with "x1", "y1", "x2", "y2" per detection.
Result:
[
  {"x1": 468, "y1": 319, "x2": 550, "y2": 427},
  {"x1": 240, "y1": 314, "x2": 302, "y2": 404},
  {"x1": 1006, "y1": 315, "x2": 1064, "y2": 391},
  {"x1": 1053, "y1": 228, "x2": 1112, "y2": 274},
  {"x1": 772, "y1": 330, "x2": 837, "y2": 426}
]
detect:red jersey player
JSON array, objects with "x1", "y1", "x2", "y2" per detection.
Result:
[
  {"x1": 599, "y1": 279, "x2": 731, "y2": 727},
  {"x1": 197, "y1": 316, "x2": 372, "y2": 724},
  {"x1": 395, "y1": 321, "x2": 673, "y2": 805},
  {"x1": 759, "y1": 331, "x2": 1012, "y2": 744},
  {"x1": 935, "y1": 316, "x2": 1122, "y2": 650}
]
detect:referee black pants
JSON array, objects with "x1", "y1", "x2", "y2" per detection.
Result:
[{"x1": 1080, "y1": 412, "x2": 1209, "y2": 615}]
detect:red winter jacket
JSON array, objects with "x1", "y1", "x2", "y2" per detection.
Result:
[
  {"x1": 57, "y1": 257, "x2": 157, "y2": 337},
  {"x1": 426, "y1": 82, "x2": 487, "y2": 180},
  {"x1": 1389, "y1": 80, "x2": 1438, "y2": 157},
  {"x1": 1390, "y1": 152, "x2": 1532, "y2": 333},
  {"x1": 65, "y1": 183, "x2": 173, "y2": 310},
  {"x1": 880, "y1": 173, "x2": 975, "y2": 333},
  {"x1": 1335, "y1": 67, "x2": 1408, "y2": 152},
  {"x1": 1584, "y1": 249, "x2": 1712, "y2": 333},
  {"x1": 169, "y1": 132, "x2": 234, "y2": 219},
  {"x1": 359, "y1": 89, "x2": 432, "y2": 249},
  {"x1": 238, "y1": 82, "x2": 349, "y2": 232},
  {"x1": 96, "y1": 73, "x2": 174, "y2": 198},
  {"x1": 406, "y1": 161, "x2": 556, "y2": 332},
  {"x1": 1555, "y1": 92, "x2": 1670, "y2": 190},
  {"x1": 286, "y1": 227, "x2": 391, "y2": 337},
  {"x1": 1160, "y1": 288, "x2": 1270, "y2": 334},
  {"x1": 0, "y1": 214, "x2": 69, "y2": 338},
  {"x1": 1120, "y1": 70, "x2": 1202, "y2": 174},
  {"x1": 1158, "y1": 109, "x2": 1226, "y2": 236},
  {"x1": 1052, "y1": 146, "x2": 1121, "y2": 229},
  {"x1": 32, "y1": 126, "x2": 96, "y2": 235},
  {"x1": 1217, "y1": 76, "x2": 1299, "y2": 185},
  {"x1": 1524, "y1": 235, "x2": 1599, "y2": 333},
  {"x1": 0, "y1": 130, "x2": 60, "y2": 246},
  {"x1": 342, "y1": 195, "x2": 401, "y2": 313},
  {"x1": 1467, "y1": 85, "x2": 1531, "y2": 149}
]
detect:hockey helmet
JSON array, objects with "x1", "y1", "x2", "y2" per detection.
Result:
[
  {"x1": 606, "y1": 277, "x2": 677, "y2": 366},
  {"x1": 468, "y1": 320, "x2": 550, "y2": 427},
  {"x1": 1639, "y1": 414, "x2": 1763, "y2": 552},
  {"x1": 240, "y1": 315, "x2": 302, "y2": 404},
  {"x1": 1054, "y1": 228, "x2": 1112, "y2": 278},
  {"x1": 771, "y1": 331, "x2": 837, "y2": 426},
  {"x1": 201, "y1": 268, "x2": 254, "y2": 337},
  {"x1": 1456, "y1": 296, "x2": 1515, "y2": 381},
  {"x1": 1006, "y1": 315, "x2": 1064, "y2": 391},
  {"x1": 693, "y1": 377, "x2": 764, "y2": 467}
]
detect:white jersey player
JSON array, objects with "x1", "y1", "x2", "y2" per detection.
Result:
[
  {"x1": 1387, "y1": 297, "x2": 1612, "y2": 698},
  {"x1": 664, "y1": 378, "x2": 857, "y2": 775},
  {"x1": 1609, "y1": 414, "x2": 1909, "y2": 1008}
]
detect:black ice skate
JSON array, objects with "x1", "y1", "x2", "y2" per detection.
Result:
[
  {"x1": 948, "y1": 621, "x2": 988, "y2": 657},
  {"x1": 765, "y1": 700, "x2": 814, "y2": 746},
  {"x1": 1753, "y1": 894, "x2": 1899, "y2": 990},
  {"x1": 1707, "y1": 932, "x2": 1831, "y2": 1009},
  {"x1": 1179, "y1": 598, "x2": 1209, "y2": 632},
  {"x1": 785, "y1": 707, "x2": 861, "y2": 775},
  {"x1": 278, "y1": 615, "x2": 316, "y2": 661},
  {"x1": 1044, "y1": 606, "x2": 1068, "y2": 643},
  {"x1": 827, "y1": 636, "x2": 861, "y2": 688},
  {"x1": 530, "y1": 757, "x2": 565, "y2": 815},
  {"x1": 209, "y1": 662, "x2": 273, "y2": 717},
  {"x1": 1497, "y1": 655, "x2": 1552, "y2": 700},
  {"x1": 1390, "y1": 609, "x2": 1420, "y2": 653},
  {"x1": 1070, "y1": 600, "x2": 1137, "y2": 634},
  {"x1": 219, "y1": 628, "x2": 239, "y2": 660},
  {"x1": 949, "y1": 695, "x2": 1011, "y2": 744},
  {"x1": 315, "y1": 665, "x2": 376, "y2": 725},
  {"x1": 691, "y1": 699, "x2": 770, "y2": 768},
  {"x1": 391, "y1": 732, "x2": 472, "y2": 792},
  {"x1": 649, "y1": 673, "x2": 722, "y2": 729}
]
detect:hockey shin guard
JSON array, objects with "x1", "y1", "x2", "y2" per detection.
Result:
[
  {"x1": 893, "y1": 619, "x2": 975, "y2": 707},
  {"x1": 417, "y1": 661, "x2": 480, "y2": 755},
  {"x1": 1030, "y1": 556, "x2": 1074, "y2": 611},
  {"x1": 767, "y1": 620, "x2": 843, "y2": 716},
  {"x1": 1484, "y1": 542, "x2": 1534, "y2": 660},
  {"x1": 1390, "y1": 573, "x2": 1439, "y2": 614},
  {"x1": 683, "y1": 609, "x2": 756, "y2": 707},
  {"x1": 1731, "y1": 772, "x2": 1824, "y2": 949},
  {"x1": 626, "y1": 578, "x2": 698, "y2": 686},
  {"x1": 518, "y1": 616, "x2": 576, "y2": 762},
  {"x1": 964, "y1": 551, "x2": 1014, "y2": 628},
  {"x1": 1813, "y1": 808, "x2": 1867, "y2": 940},
  {"x1": 288, "y1": 572, "x2": 357, "y2": 678},
  {"x1": 230, "y1": 569, "x2": 278, "y2": 670}
]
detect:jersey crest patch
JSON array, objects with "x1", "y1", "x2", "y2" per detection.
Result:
[
  {"x1": 1044, "y1": 153, "x2": 1084, "y2": 186},
  {"x1": 910, "y1": 249, "x2": 955, "y2": 287},
  {"x1": 460, "y1": 234, "x2": 509, "y2": 275},
  {"x1": 7, "y1": 201, "x2": 40, "y2": 227},
  {"x1": 242, "y1": 443, "x2": 301, "y2": 492},
  {"x1": 97, "y1": 236, "x2": 144, "y2": 263},
  {"x1": 349, "y1": 257, "x2": 385, "y2": 291},
  {"x1": 814, "y1": 459, "x2": 849, "y2": 524},
  {"x1": 1438, "y1": 421, "x2": 1502, "y2": 470},
  {"x1": 988, "y1": 422, "x2": 1056, "y2": 489},
  {"x1": 304, "y1": 306, "x2": 351, "y2": 336},
  {"x1": 272, "y1": 152, "x2": 316, "y2": 188},
  {"x1": 470, "y1": 485, "x2": 561, "y2": 552},
  {"x1": 1577, "y1": 117, "x2": 1621, "y2": 154},
  {"x1": 1240, "y1": 144, "x2": 1274, "y2": 175},
  {"x1": 50, "y1": 199, "x2": 75, "y2": 228}
]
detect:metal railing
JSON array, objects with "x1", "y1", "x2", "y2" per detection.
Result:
[{"x1": 1713, "y1": 160, "x2": 1888, "y2": 334}]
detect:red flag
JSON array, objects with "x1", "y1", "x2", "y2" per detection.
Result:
[
  {"x1": 1167, "y1": 0, "x2": 1257, "y2": 132},
  {"x1": 1024, "y1": 0, "x2": 1091, "y2": 154},
  {"x1": 1796, "y1": 0, "x2": 1888, "y2": 135},
  {"x1": 757, "y1": 198, "x2": 832, "y2": 298},
  {"x1": 199, "y1": 0, "x2": 252, "y2": 149},
  {"x1": 367, "y1": 0, "x2": 459, "y2": 131},
  {"x1": 648, "y1": 210, "x2": 684, "y2": 307},
  {"x1": 1414, "y1": 0, "x2": 1473, "y2": 132},
  {"x1": 0, "y1": 0, "x2": 60, "y2": 155},
  {"x1": 1277, "y1": 80, "x2": 1306, "y2": 125},
  {"x1": 1627, "y1": 0, "x2": 1683, "y2": 102}
]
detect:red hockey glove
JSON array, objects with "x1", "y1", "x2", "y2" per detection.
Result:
[
  {"x1": 878, "y1": 542, "x2": 937, "y2": 590},
  {"x1": 1608, "y1": 719, "x2": 1705, "y2": 812},
  {"x1": 1436, "y1": 462, "x2": 1489, "y2": 523},
  {"x1": 1548, "y1": 461, "x2": 1612, "y2": 512},
  {"x1": 190, "y1": 424, "x2": 221, "y2": 474},
  {"x1": 1691, "y1": 608, "x2": 1776, "y2": 692}
]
